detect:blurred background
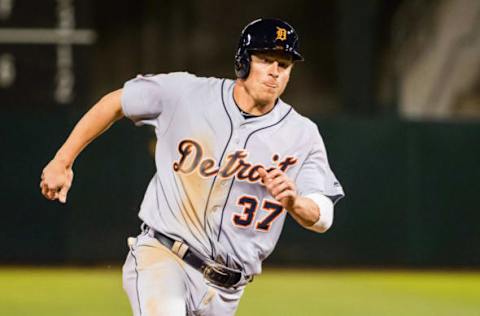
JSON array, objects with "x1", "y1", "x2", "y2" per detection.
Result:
[{"x1": 1, "y1": 0, "x2": 479, "y2": 270}]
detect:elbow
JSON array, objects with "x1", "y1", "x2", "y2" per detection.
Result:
[
  {"x1": 317, "y1": 226, "x2": 329, "y2": 233},
  {"x1": 306, "y1": 217, "x2": 333, "y2": 233},
  {"x1": 315, "y1": 223, "x2": 331, "y2": 234}
]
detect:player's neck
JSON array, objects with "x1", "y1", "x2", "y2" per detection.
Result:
[{"x1": 233, "y1": 80, "x2": 275, "y2": 116}]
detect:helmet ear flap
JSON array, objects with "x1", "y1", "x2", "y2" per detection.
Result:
[{"x1": 235, "y1": 51, "x2": 251, "y2": 79}]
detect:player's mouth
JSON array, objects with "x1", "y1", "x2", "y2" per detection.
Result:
[{"x1": 263, "y1": 81, "x2": 278, "y2": 89}]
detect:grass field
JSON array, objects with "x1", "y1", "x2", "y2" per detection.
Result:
[{"x1": 1, "y1": 267, "x2": 479, "y2": 316}]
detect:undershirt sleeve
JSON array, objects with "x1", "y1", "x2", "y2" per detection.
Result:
[{"x1": 305, "y1": 192, "x2": 334, "y2": 233}]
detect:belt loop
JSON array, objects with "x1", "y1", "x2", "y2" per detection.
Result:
[{"x1": 171, "y1": 241, "x2": 189, "y2": 259}]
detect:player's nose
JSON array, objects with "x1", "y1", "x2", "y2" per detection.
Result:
[{"x1": 269, "y1": 61, "x2": 280, "y2": 78}]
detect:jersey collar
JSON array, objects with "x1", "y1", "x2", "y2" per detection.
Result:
[{"x1": 224, "y1": 80, "x2": 291, "y2": 128}]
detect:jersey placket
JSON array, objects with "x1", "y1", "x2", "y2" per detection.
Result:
[{"x1": 208, "y1": 122, "x2": 248, "y2": 234}]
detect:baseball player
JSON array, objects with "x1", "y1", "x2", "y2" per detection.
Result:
[{"x1": 40, "y1": 18, "x2": 344, "y2": 315}]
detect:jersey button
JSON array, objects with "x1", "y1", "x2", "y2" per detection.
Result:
[{"x1": 234, "y1": 138, "x2": 240, "y2": 144}]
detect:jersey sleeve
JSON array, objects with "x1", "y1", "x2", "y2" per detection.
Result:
[
  {"x1": 121, "y1": 72, "x2": 197, "y2": 127},
  {"x1": 295, "y1": 125, "x2": 345, "y2": 204}
]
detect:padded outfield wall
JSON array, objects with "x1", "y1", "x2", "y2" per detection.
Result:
[{"x1": 1, "y1": 112, "x2": 479, "y2": 267}]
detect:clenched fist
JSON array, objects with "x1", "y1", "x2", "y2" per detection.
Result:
[
  {"x1": 40, "y1": 159, "x2": 74, "y2": 203},
  {"x1": 258, "y1": 167, "x2": 297, "y2": 211}
]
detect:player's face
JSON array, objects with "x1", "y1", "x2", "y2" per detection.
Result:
[{"x1": 244, "y1": 52, "x2": 294, "y2": 106}]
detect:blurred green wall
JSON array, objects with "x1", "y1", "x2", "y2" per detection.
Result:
[{"x1": 1, "y1": 112, "x2": 479, "y2": 267}]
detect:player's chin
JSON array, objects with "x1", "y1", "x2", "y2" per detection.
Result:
[
  {"x1": 258, "y1": 92, "x2": 278, "y2": 105},
  {"x1": 263, "y1": 85, "x2": 279, "y2": 94}
]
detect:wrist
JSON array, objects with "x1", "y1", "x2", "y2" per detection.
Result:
[
  {"x1": 288, "y1": 196, "x2": 300, "y2": 213},
  {"x1": 54, "y1": 151, "x2": 74, "y2": 168},
  {"x1": 283, "y1": 194, "x2": 299, "y2": 212}
]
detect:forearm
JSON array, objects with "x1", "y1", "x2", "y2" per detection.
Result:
[
  {"x1": 287, "y1": 196, "x2": 320, "y2": 228},
  {"x1": 258, "y1": 168, "x2": 332, "y2": 231},
  {"x1": 288, "y1": 194, "x2": 334, "y2": 233},
  {"x1": 55, "y1": 89, "x2": 124, "y2": 166}
]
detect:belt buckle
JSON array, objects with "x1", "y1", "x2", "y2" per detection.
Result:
[
  {"x1": 203, "y1": 263, "x2": 239, "y2": 288},
  {"x1": 203, "y1": 263, "x2": 227, "y2": 281}
]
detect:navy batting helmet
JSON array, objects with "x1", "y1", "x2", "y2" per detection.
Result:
[{"x1": 234, "y1": 18, "x2": 304, "y2": 79}]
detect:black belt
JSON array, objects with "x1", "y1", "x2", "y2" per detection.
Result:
[{"x1": 153, "y1": 230, "x2": 251, "y2": 289}]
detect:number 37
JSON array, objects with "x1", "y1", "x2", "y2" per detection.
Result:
[{"x1": 232, "y1": 195, "x2": 284, "y2": 232}]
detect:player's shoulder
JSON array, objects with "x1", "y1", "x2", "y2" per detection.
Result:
[
  {"x1": 132, "y1": 71, "x2": 198, "y2": 83},
  {"x1": 124, "y1": 72, "x2": 229, "y2": 105},
  {"x1": 129, "y1": 71, "x2": 224, "y2": 86},
  {"x1": 282, "y1": 102, "x2": 320, "y2": 135},
  {"x1": 170, "y1": 72, "x2": 234, "y2": 95}
]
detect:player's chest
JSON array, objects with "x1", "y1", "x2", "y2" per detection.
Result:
[
  {"x1": 167, "y1": 94, "x2": 308, "y2": 181},
  {"x1": 170, "y1": 123, "x2": 307, "y2": 184}
]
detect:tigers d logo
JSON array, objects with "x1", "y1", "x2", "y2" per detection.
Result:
[{"x1": 275, "y1": 27, "x2": 287, "y2": 41}]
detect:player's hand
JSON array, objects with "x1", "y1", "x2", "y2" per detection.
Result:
[
  {"x1": 258, "y1": 168, "x2": 297, "y2": 210},
  {"x1": 40, "y1": 158, "x2": 74, "y2": 203}
]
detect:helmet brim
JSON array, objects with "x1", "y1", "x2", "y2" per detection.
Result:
[{"x1": 247, "y1": 48, "x2": 304, "y2": 62}]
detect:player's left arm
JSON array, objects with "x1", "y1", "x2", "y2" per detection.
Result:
[{"x1": 258, "y1": 168, "x2": 333, "y2": 232}]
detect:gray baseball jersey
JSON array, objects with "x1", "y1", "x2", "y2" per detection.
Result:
[{"x1": 121, "y1": 72, "x2": 344, "y2": 276}]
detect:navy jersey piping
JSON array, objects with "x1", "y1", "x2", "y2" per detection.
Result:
[
  {"x1": 217, "y1": 106, "x2": 294, "y2": 241},
  {"x1": 203, "y1": 79, "x2": 234, "y2": 258},
  {"x1": 130, "y1": 245, "x2": 142, "y2": 316},
  {"x1": 232, "y1": 87, "x2": 279, "y2": 118}
]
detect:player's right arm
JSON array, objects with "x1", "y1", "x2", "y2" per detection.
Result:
[{"x1": 40, "y1": 89, "x2": 124, "y2": 203}]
